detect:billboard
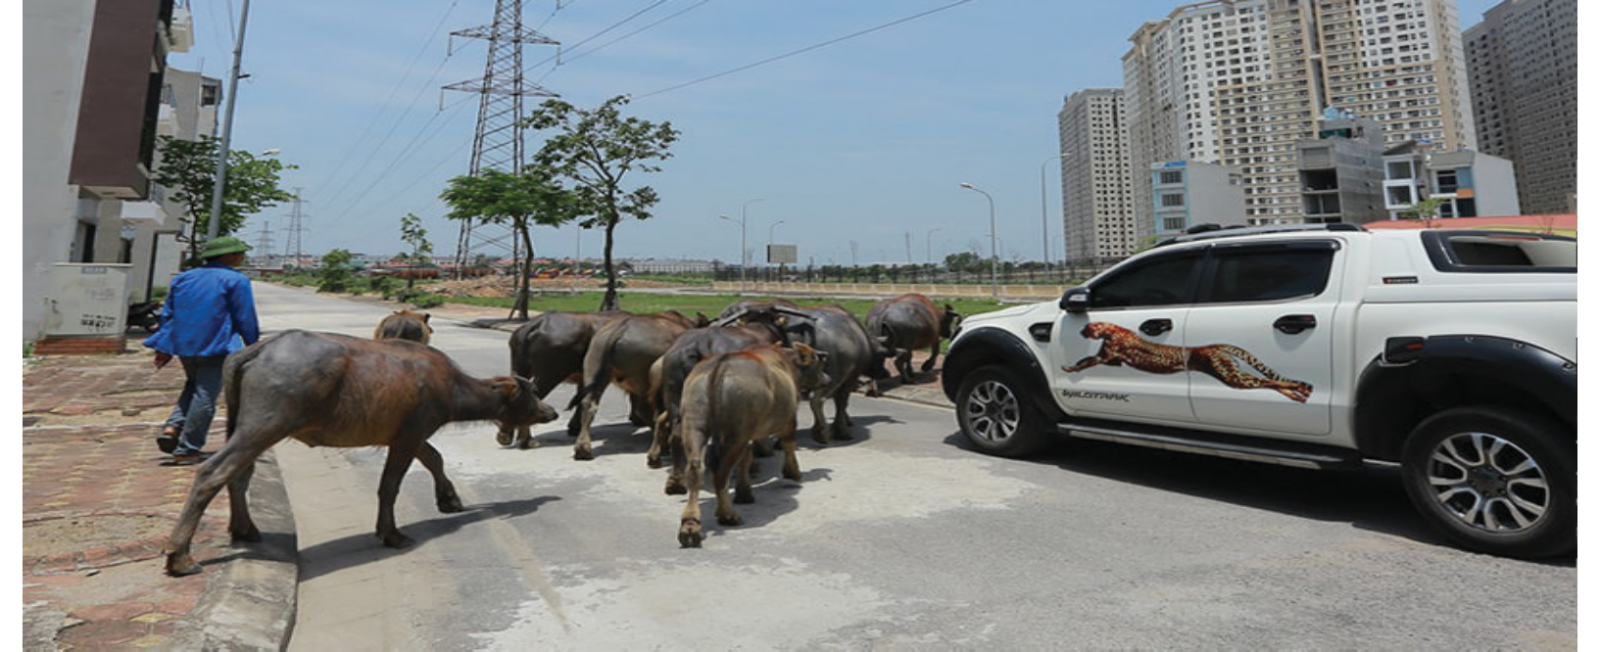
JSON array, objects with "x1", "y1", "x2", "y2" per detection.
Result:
[{"x1": 767, "y1": 244, "x2": 798, "y2": 265}]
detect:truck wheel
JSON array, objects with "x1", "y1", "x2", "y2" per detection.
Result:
[
  {"x1": 955, "y1": 366, "x2": 1051, "y2": 458},
  {"x1": 1401, "y1": 406, "x2": 1576, "y2": 559}
]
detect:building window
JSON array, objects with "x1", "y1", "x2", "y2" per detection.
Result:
[
  {"x1": 1159, "y1": 170, "x2": 1185, "y2": 184},
  {"x1": 1159, "y1": 193, "x2": 1187, "y2": 207}
]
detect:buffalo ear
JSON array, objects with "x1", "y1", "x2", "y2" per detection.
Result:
[
  {"x1": 421, "y1": 312, "x2": 432, "y2": 323},
  {"x1": 494, "y1": 377, "x2": 522, "y2": 399}
]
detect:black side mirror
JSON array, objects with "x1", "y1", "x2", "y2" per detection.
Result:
[{"x1": 1059, "y1": 287, "x2": 1091, "y2": 313}]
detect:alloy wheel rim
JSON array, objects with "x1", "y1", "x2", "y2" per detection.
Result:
[
  {"x1": 965, "y1": 380, "x2": 1019, "y2": 444},
  {"x1": 1426, "y1": 431, "x2": 1549, "y2": 534}
]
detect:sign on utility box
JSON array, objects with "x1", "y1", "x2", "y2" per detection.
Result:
[{"x1": 42, "y1": 263, "x2": 132, "y2": 337}]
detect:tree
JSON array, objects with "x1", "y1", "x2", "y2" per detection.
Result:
[
  {"x1": 317, "y1": 248, "x2": 355, "y2": 293},
  {"x1": 525, "y1": 95, "x2": 681, "y2": 311},
  {"x1": 1400, "y1": 196, "x2": 1448, "y2": 228},
  {"x1": 440, "y1": 168, "x2": 578, "y2": 320},
  {"x1": 151, "y1": 135, "x2": 297, "y2": 263},
  {"x1": 399, "y1": 213, "x2": 434, "y2": 264}
]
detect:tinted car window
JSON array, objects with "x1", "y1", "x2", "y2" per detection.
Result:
[
  {"x1": 1091, "y1": 252, "x2": 1202, "y2": 308},
  {"x1": 1203, "y1": 246, "x2": 1334, "y2": 304}
]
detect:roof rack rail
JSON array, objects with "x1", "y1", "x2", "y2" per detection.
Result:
[{"x1": 1154, "y1": 222, "x2": 1366, "y2": 247}]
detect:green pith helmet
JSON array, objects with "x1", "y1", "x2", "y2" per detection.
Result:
[{"x1": 200, "y1": 236, "x2": 251, "y2": 259}]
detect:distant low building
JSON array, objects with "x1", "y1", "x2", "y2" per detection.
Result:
[
  {"x1": 1298, "y1": 111, "x2": 1387, "y2": 225},
  {"x1": 1382, "y1": 143, "x2": 1519, "y2": 221},
  {"x1": 1149, "y1": 160, "x2": 1247, "y2": 238},
  {"x1": 627, "y1": 258, "x2": 717, "y2": 274}
]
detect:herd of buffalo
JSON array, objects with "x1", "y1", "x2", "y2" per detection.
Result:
[{"x1": 162, "y1": 293, "x2": 961, "y2": 575}]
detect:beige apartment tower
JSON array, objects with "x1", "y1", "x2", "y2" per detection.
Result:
[
  {"x1": 1122, "y1": 0, "x2": 1477, "y2": 231},
  {"x1": 1464, "y1": 0, "x2": 1577, "y2": 214},
  {"x1": 1058, "y1": 89, "x2": 1137, "y2": 263}
]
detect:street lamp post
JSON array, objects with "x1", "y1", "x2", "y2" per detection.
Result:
[
  {"x1": 1040, "y1": 154, "x2": 1064, "y2": 270},
  {"x1": 717, "y1": 214, "x2": 747, "y2": 293},
  {"x1": 205, "y1": 0, "x2": 254, "y2": 242},
  {"x1": 959, "y1": 182, "x2": 998, "y2": 298}
]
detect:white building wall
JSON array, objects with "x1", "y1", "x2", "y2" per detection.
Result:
[{"x1": 22, "y1": 0, "x2": 98, "y2": 340}]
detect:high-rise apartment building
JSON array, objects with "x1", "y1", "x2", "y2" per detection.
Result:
[
  {"x1": 1464, "y1": 0, "x2": 1577, "y2": 214},
  {"x1": 1057, "y1": 89, "x2": 1137, "y2": 263},
  {"x1": 1122, "y1": 0, "x2": 1477, "y2": 232}
]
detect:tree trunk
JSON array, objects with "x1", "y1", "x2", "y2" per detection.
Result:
[
  {"x1": 599, "y1": 218, "x2": 620, "y2": 311},
  {"x1": 512, "y1": 217, "x2": 533, "y2": 321}
]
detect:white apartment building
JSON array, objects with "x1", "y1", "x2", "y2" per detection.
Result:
[
  {"x1": 1123, "y1": 0, "x2": 1476, "y2": 232},
  {"x1": 1057, "y1": 89, "x2": 1137, "y2": 262}
]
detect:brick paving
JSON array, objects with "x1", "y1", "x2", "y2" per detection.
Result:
[{"x1": 22, "y1": 342, "x2": 239, "y2": 650}]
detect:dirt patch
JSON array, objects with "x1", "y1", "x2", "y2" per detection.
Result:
[{"x1": 23, "y1": 514, "x2": 171, "y2": 558}]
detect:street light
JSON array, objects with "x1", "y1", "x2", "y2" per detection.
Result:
[
  {"x1": 1041, "y1": 154, "x2": 1064, "y2": 268},
  {"x1": 718, "y1": 214, "x2": 747, "y2": 293},
  {"x1": 205, "y1": 0, "x2": 254, "y2": 242},
  {"x1": 959, "y1": 182, "x2": 999, "y2": 298}
]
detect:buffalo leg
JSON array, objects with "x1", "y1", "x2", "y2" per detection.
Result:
[
  {"x1": 164, "y1": 431, "x2": 279, "y2": 576},
  {"x1": 627, "y1": 393, "x2": 653, "y2": 427},
  {"x1": 779, "y1": 418, "x2": 802, "y2": 482},
  {"x1": 375, "y1": 437, "x2": 424, "y2": 548},
  {"x1": 677, "y1": 425, "x2": 706, "y2": 547},
  {"x1": 832, "y1": 389, "x2": 856, "y2": 441},
  {"x1": 226, "y1": 452, "x2": 261, "y2": 542},
  {"x1": 809, "y1": 394, "x2": 832, "y2": 445},
  {"x1": 663, "y1": 415, "x2": 690, "y2": 495},
  {"x1": 573, "y1": 385, "x2": 606, "y2": 461},
  {"x1": 896, "y1": 351, "x2": 915, "y2": 383},
  {"x1": 712, "y1": 440, "x2": 743, "y2": 526},
  {"x1": 922, "y1": 343, "x2": 940, "y2": 372},
  {"x1": 414, "y1": 441, "x2": 463, "y2": 513}
]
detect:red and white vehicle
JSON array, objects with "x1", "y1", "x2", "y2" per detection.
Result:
[{"x1": 942, "y1": 224, "x2": 1577, "y2": 559}]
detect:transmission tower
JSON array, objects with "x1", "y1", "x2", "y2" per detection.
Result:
[
  {"x1": 444, "y1": 0, "x2": 559, "y2": 274},
  {"x1": 250, "y1": 219, "x2": 275, "y2": 266},
  {"x1": 281, "y1": 189, "x2": 310, "y2": 266}
]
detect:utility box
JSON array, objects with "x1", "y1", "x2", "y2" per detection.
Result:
[{"x1": 41, "y1": 263, "x2": 132, "y2": 337}]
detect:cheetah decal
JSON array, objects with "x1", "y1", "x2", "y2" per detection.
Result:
[{"x1": 1062, "y1": 322, "x2": 1313, "y2": 403}]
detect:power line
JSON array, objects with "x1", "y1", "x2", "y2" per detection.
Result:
[{"x1": 634, "y1": 0, "x2": 974, "y2": 100}]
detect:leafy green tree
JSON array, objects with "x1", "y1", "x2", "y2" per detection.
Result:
[
  {"x1": 317, "y1": 248, "x2": 355, "y2": 293},
  {"x1": 1400, "y1": 196, "x2": 1448, "y2": 228},
  {"x1": 151, "y1": 135, "x2": 297, "y2": 262},
  {"x1": 399, "y1": 213, "x2": 434, "y2": 264},
  {"x1": 525, "y1": 95, "x2": 681, "y2": 311},
  {"x1": 440, "y1": 168, "x2": 578, "y2": 320}
]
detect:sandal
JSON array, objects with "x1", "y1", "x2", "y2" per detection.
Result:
[
  {"x1": 156, "y1": 428, "x2": 180, "y2": 454},
  {"x1": 165, "y1": 452, "x2": 210, "y2": 467}
]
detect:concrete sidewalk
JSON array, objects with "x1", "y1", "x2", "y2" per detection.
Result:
[{"x1": 20, "y1": 298, "x2": 953, "y2": 650}]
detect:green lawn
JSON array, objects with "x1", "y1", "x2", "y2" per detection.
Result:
[{"x1": 443, "y1": 291, "x2": 1009, "y2": 324}]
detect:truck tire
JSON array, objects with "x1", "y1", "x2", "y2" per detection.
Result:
[
  {"x1": 955, "y1": 365, "x2": 1052, "y2": 458},
  {"x1": 1400, "y1": 406, "x2": 1576, "y2": 559}
]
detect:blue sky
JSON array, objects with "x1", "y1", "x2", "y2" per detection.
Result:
[{"x1": 171, "y1": 0, "x2": 1511, "y2": 267}]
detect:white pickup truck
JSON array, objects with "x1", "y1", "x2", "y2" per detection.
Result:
[{"x1": 941, "y1": 225, "x2": 1577, "y2": 559}]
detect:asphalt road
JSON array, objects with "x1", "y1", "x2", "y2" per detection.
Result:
[{"x1": 253, "y1": 283, "x2": 1577, "y2": 650}]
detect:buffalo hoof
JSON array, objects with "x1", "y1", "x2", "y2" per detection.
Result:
[
  {"x1": 811, "y1": 428, "x2": 831, "y2": 445},
  {"x1": 495, "y1": 429, "x2": 513, "y2": 446},
  {"x1": 573, "y1": 446, "x2": 595, "y2": 461},
  {"x1": 165, "y1": 552, "x2": 203, "y2": 577},
  {"x1": 664, "y1": 476, "x2": 688, "y2": 495},
  {"x1": 716, "y1": 511, "x2": 743, "y2": 527},
  {"x1": 380, "y1": 530, "x2": 413, "y2": 549},
  {"x1": 734, "y1": 490, "x2": 755, "y2": 505},
  {"x1": 921, "y1": 359, "x2": 938, "y2": 372},
  {"x1": 437, "y1": 496, "x2": 464, "y2": 513},
  {"x1": 515, "y1": 436, "x2": 539, "y2": 450},
  {"x1": 679, "y1": 520, "x2": 703, "y2": 548},
  {"x1": 230, "y1": 523, "x2": 262, "y2": 543}
]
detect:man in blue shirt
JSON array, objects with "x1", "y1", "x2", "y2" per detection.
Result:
[{"x1": 143, "y1": 236, "x2": 262, "y2": 465}]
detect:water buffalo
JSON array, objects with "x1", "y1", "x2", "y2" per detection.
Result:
[
  {"x1": 570, "y1": 311, "x2": 705, "y2": 460},
  {"x1": 647, "y1": 308, "x2": 793, "y2": 479},
  {"x1": 501, "y1": 310, "x2": 629, "y2": 448},
  {"x1": 161, "y1": 330, "x2": 559, "y2": 576},
  {"x1": 770, "y1": 305, "x2": 891, "y2": 444},
  {"x1": 675, "y1": 343, "x2": 825, "y2": 548},
  {"x1": 374, "y1": 309, "x2": 434, "y2": 345},
  {"x1": 865, "y1": 294, "x2": 961, "y2": 383},
  {"x1": 715, "y1": 298, "x2": 798, "y2": 320}
]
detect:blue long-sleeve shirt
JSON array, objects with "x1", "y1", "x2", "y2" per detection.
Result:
[{"x1": 142, "y1": 261, "x2": 261, "y2": 357}]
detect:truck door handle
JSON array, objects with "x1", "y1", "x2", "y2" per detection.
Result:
[
  {"x1": 1140, "y1": 319, "x2": 1173, "y2": 337},
  {"x1": 1274, "y1": 315, "x2": 1317, "y2": 335}
]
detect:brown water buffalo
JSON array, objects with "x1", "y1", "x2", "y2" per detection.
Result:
[
  {"x1": 768, "y1": 305, "x2": 891, "y2": 444},
  {"x1": 569, "y1": 311, "x2": 705, "y2": 460},
  {"x1": 374, "y1": 309, "x2": 434, "y2": 345},
  {"x1": 865, "y1": 294, "x2": 961, "y2": 383},
  {"x1": 675, "y1": 343, "x2": 825, "y2": 548},
  {"x1": 162, "y1": 330, "x2": 559, "y2": 576},
  {"x1": 646, "y1": 308, "x2": 792, "y2": 477},
  {"x1": 501, "y1": 310, "x2": 629, "y2": 448}
]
